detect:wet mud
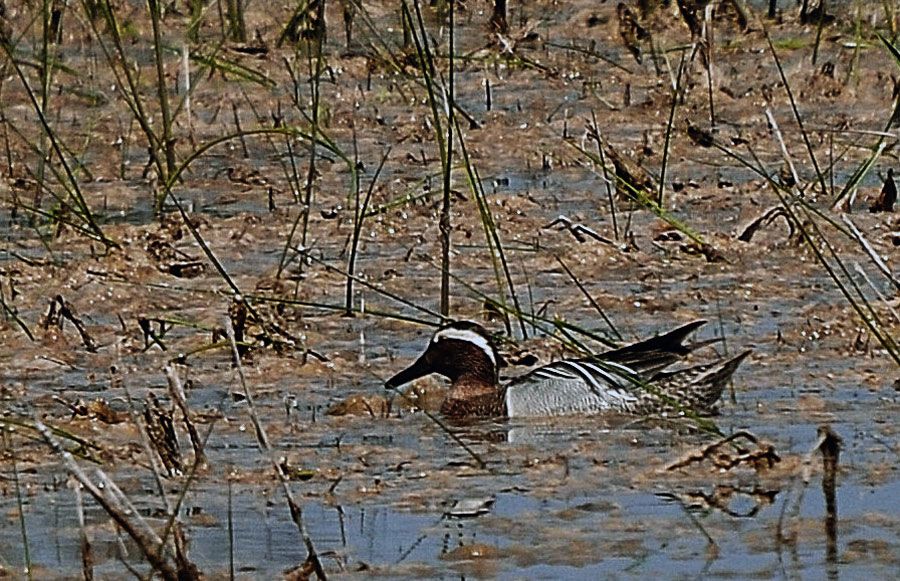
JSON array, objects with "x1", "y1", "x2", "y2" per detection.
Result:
[{"x1": 0, "y1": 0, "x2": 898, "y2": 578}]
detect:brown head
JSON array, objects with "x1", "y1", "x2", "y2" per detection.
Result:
[{"x1": 384, "y1": 321, "x2": 500, "y2": 390}]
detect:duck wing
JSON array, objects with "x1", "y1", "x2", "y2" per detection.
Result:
[
  {"x1": 504, "y1": 359, "x2": 642, "y2": 417},
  {"x1": 503, "y1": 322, "x2": 747, "y2": 417},
  {"x1": 597, "y1": 320, "x2": 710, "y2": 376}
]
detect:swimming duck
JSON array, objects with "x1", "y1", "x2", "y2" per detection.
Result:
[{"x1": 385, "y1": 320, "x2": 750, "y2": 418}]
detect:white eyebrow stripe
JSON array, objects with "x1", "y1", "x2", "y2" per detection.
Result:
[{"x1": 433, "y1": 328, "x2": 496, "y2": 366}]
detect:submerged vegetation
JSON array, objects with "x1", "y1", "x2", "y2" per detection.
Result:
[{"x1": 0, "y1": 0, "x2": 897, "y2": 577}]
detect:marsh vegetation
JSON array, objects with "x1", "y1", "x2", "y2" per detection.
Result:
[{"x1": 0, "y1": 0, "x2": 897, "y2": 577}]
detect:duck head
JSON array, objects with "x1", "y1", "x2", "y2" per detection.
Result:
[{"x1": 385, "y1": 321, "x2": 500, "y2": 389}]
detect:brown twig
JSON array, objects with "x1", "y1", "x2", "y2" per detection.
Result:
[
  {"x1": 224, "y1": 318, "x2": 328, "y2": 579},
  {"x1": 165, "y1": 366, "x2": 207, "y2": 470},
  {"x1": 666, "y1": 431, "x2": 780, "y2": 471},
  {"x1": 35, "y1": 422, "x2": 188, "y2": 581}
]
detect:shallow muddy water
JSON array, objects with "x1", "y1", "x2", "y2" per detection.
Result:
[{"x1": 1, "y1": 0, "x2": 898, "y2": 579}]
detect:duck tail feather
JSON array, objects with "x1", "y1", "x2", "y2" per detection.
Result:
[
  {"x1": 690, "y1": 350, "x2": 753, "y2": 409},
  {"x1": 600, "y1": 320, "x2": 707, "y2": 373}
]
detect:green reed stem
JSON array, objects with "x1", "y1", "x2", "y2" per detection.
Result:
[
  {"x1": 148, "y1": 0, "x2": 177, "y2": 177},
  {"x1": 346, "y1": 148, "x2": 390, "y2": 315},
  {"x1": 0, "y1": 39, "x2": 113, "y2": 247},
  {"x1": 9, "y1": 434, "x2": 33, "y2": 580},
  {"x1": 658, "y1": 53, "x2": 686, "y2": 207},
  {"x1": 764, "y1": 27, "x2": 828, "y2": 198}
]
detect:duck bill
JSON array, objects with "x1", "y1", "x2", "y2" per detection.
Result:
[{"x1": 385, "y1": 354, "x2": 432, "y2": 389}]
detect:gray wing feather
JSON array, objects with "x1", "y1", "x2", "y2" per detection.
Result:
[{"x1": 506, "y1": 360, "x2": 639, "y2": 417}]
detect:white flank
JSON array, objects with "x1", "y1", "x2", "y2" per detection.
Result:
[{"x1": 433, "y1": 328, "x2": 496, "y2": 367}]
